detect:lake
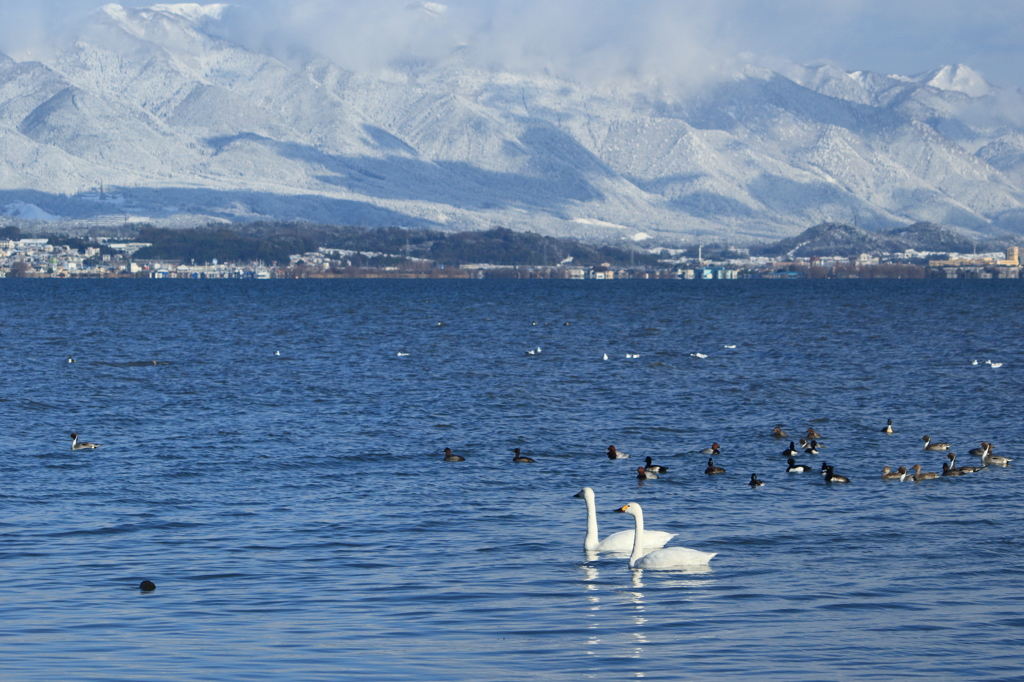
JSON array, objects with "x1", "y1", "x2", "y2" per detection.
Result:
[{"x1": 0, "y1": 279, "x2": 1021, "y2": 680}]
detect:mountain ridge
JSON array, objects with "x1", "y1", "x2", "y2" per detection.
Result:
[{"x1": 3, "y1": 4, "x2": 1024, "y2": 242}]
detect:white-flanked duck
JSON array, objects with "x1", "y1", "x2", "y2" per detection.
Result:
[
  {"x1": 922, "y1": 436, "x2": 952, "y2": 451},
  {"x1": 442, "y1": 447, "x2": 465, "y2": 462},
  {"x1": 512, "y1": 448, "x2": 535, "y2": 463},
  {"x1": 882, "y1": 419, "x2": 894, "y2": 434},
  {"x1": 636, "y1": 466, "x2": 658, "y2": 480},
  {"x1": 574, "y1": 488, "x2": 675, "y2": 552},
  {"x1": 820, "y1": 461, "x2": 830, "y2": 475},
  {"x1": 67, "y1": 355, "x2": 75, "y2": 363},
  {"x1": 644, "y1": 456, "x2": 668, "y2": 474},
  {"x1": 897, "y1": 466, "x2": 912, "y2": 482},
  {"x1": 749, "y1": 473, "x2": 765, "y2": 487},
  {"x1": 783, "y1": 442, "x2": 799, "y2": 457},
  {"x1": 614, "y1": 502, "x2": 716, "y2": 569},
  {"x1": 910, "y1": 464, "x2": 938, "y2": 481},
  {"x1": 607, "y1": 445, "x2": 629, "y2": 459},
  {"x1": 705, "y1": 458, "x2": 726, "y2": 475},
  {"x1": 787, "y1": 458, "x2": 813, "y2": 473},
  {"x1": 70, "y1": 433, "x2": 99, "y2": 450},
  {"x1": 803, "y1": 440, "x2": 820, "y2": 455},
  {"x1": 824, "y1": 465, "x2": 849, "y2": 483},
  {"x1": 982, "y1": 451, "x2": 1013, "y2": 468},
  {"x1": 699, "y1": 443, "x2": 720, "y2": 455}
]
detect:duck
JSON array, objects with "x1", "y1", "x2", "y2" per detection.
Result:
[
  {"x1": 922, "y1": 436, "x2": 952, "y2": 451},
  {"x1": 786, "y1": 458, "x2": 813, "y2": 473},
  {"x1": 636, "y1": 466, "x2": 658, "y2": 480},
  {"x1": 699, "y1": 443, "x2": 720, "y2": 455},
  {"x1": 882, "y1": 419, "x2": 894, "y2": 434},
  {"x1": 782, "y1": 442, "x2": 799, "y2": 457},
  {"x1": 947, "y1": 453, "x2": 983, "y2": 474},
  {"x1": 982, "y1": 451, "x2": 1013, "y2": 468},
  {"x1": 910, "y1": 464, "x2": 938, "y2": 481},
  {"x1": 613, "y1": 502, "x2": 716, "y2": 569},
  {"x1": 573, "y1": 488, "x2": 675, "y2": 552},
  {"x1": 820, "y1": 461, "x2": 830, "y2": 475},
  {"x1": 941, "y1": 462, "x2": 964, "y2": 477},
  {"x1": 644, "y1": 456, "x2": 668, "y2": 474},
  {"x1": 968, "y1": 442, "x2": 991, "y2": 457},
  {"x1": 70, "y1": 433, "x2": 99, "y2": 450},
  {"x1": 803, "y1": 440, "x2": 820, "y2": 455},
  {"x1": 67, "y1": 355, "x2": 75, "y2": 363},
  {"x1": 772, "y1": 427, "x2": 789, "y2": 439},
  {"x1": 881, "y1": 466, "x2": 903, "y2": 480},
  {"x1": 824, "y1": 465, "x2": 849, "y2": 483},
  {"x1": 442, "y1": 447, "x2": 464, "y2": 462},
  {"x1": 749, "y1": 473, "x2": 765, "y2": 487},
  {"x1": 799, "y1": 438, "x2": 824, "y2": 450},
  {"x1": 806, "y1": 427, "x2": 822, "y2": 440},
  {"x1": 705, "y1": 457, "x2": 726, "y2": 475},
  {"x1": 607, "y1": 445, "x2": 629, "y2": 459},
  {"x1": 512, "y1": 448, "x2": 535, "y2": 463}
]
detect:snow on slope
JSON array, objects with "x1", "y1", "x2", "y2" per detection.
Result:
[{"x1": 1, "y1": 4, "x2": 1024, "y2": 241}]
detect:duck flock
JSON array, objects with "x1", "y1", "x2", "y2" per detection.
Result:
[
  {"x1": 66, "y1": 414, "x2": 1012, "y2": 575},
  {"x1": 419, "y1": 419, "x2": 1013, "y2": 571}
]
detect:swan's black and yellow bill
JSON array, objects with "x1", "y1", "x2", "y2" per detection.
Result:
[
  {"x1": 573, "y1": 490, "x2": 584, "y2": 498},
  {"x1": 613, "y1": 504, "x2": 630, "y2": 513}
]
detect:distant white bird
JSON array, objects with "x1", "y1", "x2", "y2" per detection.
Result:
[
  {"x1": 626, "y1": 353, "x2": 641, "y2": 359},
  {"x1": 724, "y1": 345, "x2": 736, "y2": 349},
  {"x1": 603, "y1": 353, "x2": 609, "y2": 361},
  {"x1": 397, "y1": 352, "x2": 409, "y2": 357},
  {"x1": 274, "y1": 351, "x2": 280, "y2": 356},
  {"x1": 991, "y1": 363, "x2": 1003, "y2": 369},
  {"x1": 971, "y1": 360, "x2": 978, "y2": 365},
  {"x1": 691, "y1": 353, "x2": 708, "y2": 359}
]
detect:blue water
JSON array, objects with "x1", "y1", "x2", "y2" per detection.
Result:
[{"x1": 1, "y1": 279, "x2": 1022, "y2": 680}]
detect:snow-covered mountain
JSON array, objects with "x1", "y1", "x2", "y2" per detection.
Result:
[{"x1": 3, "y1": 3, "x2": 1024, "y2": 242}]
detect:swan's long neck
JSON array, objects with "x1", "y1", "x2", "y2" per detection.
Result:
[
  {"x1": 584, "y1": 494, "x2": 599, "y2": 551},
  {"x1": 629, "y1": 507, "x2": 645, "y2": 568}
]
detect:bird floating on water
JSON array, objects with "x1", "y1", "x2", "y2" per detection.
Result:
[
  {"x1": 70, "y1": 433, "x2": 99, "y2": 450},
  {"x1": 749, "y1": 473, "x2": 765, "y2": 487},
  {"x1": 922, "y1": 436, "x2": 952, "y2": 451},
  {"x1": 614, "y1": 502, "x2": 716, "y2": 569},
  {"x1": 705, "y1": 458, "x2": 726, "y2": 475},
  {"x1": 442, "y1": 447, "x2": 464, "y2": 462},
  {"x1": 636, "y1": 466, "x2": 658, "y2": 480},
  {"x1": 573, "y1": 487, "x2": 674, "y2": 552},
  {"x1": 512, "y1": 448, "x2": 535, "y2": 463},
  {"x1": 607, "y1": 445, "x2": 629, "y2": 459},
  {"x1": 882, "y1": 419, "x2": 894, "y2": 434}
]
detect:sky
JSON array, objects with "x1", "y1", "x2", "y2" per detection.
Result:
[{"x1": 2, "y1": 0, "x2": 1023, "y2": 88}]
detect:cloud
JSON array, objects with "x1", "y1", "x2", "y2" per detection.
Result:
[{"x1": 2, "y1": 0, "x2": 1024, "y2": 89}]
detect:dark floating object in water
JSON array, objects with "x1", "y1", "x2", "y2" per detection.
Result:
[{"x1": 139, "y1": 580, "x2": 156, "y2": 591}]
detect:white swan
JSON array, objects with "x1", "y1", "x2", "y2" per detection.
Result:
[
  {"x1": 574, "y1": 487, "x2": 674, "y2": 552},
  {"x1": 614, "y1": 502, "x2": 716, "y2": 569}
]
